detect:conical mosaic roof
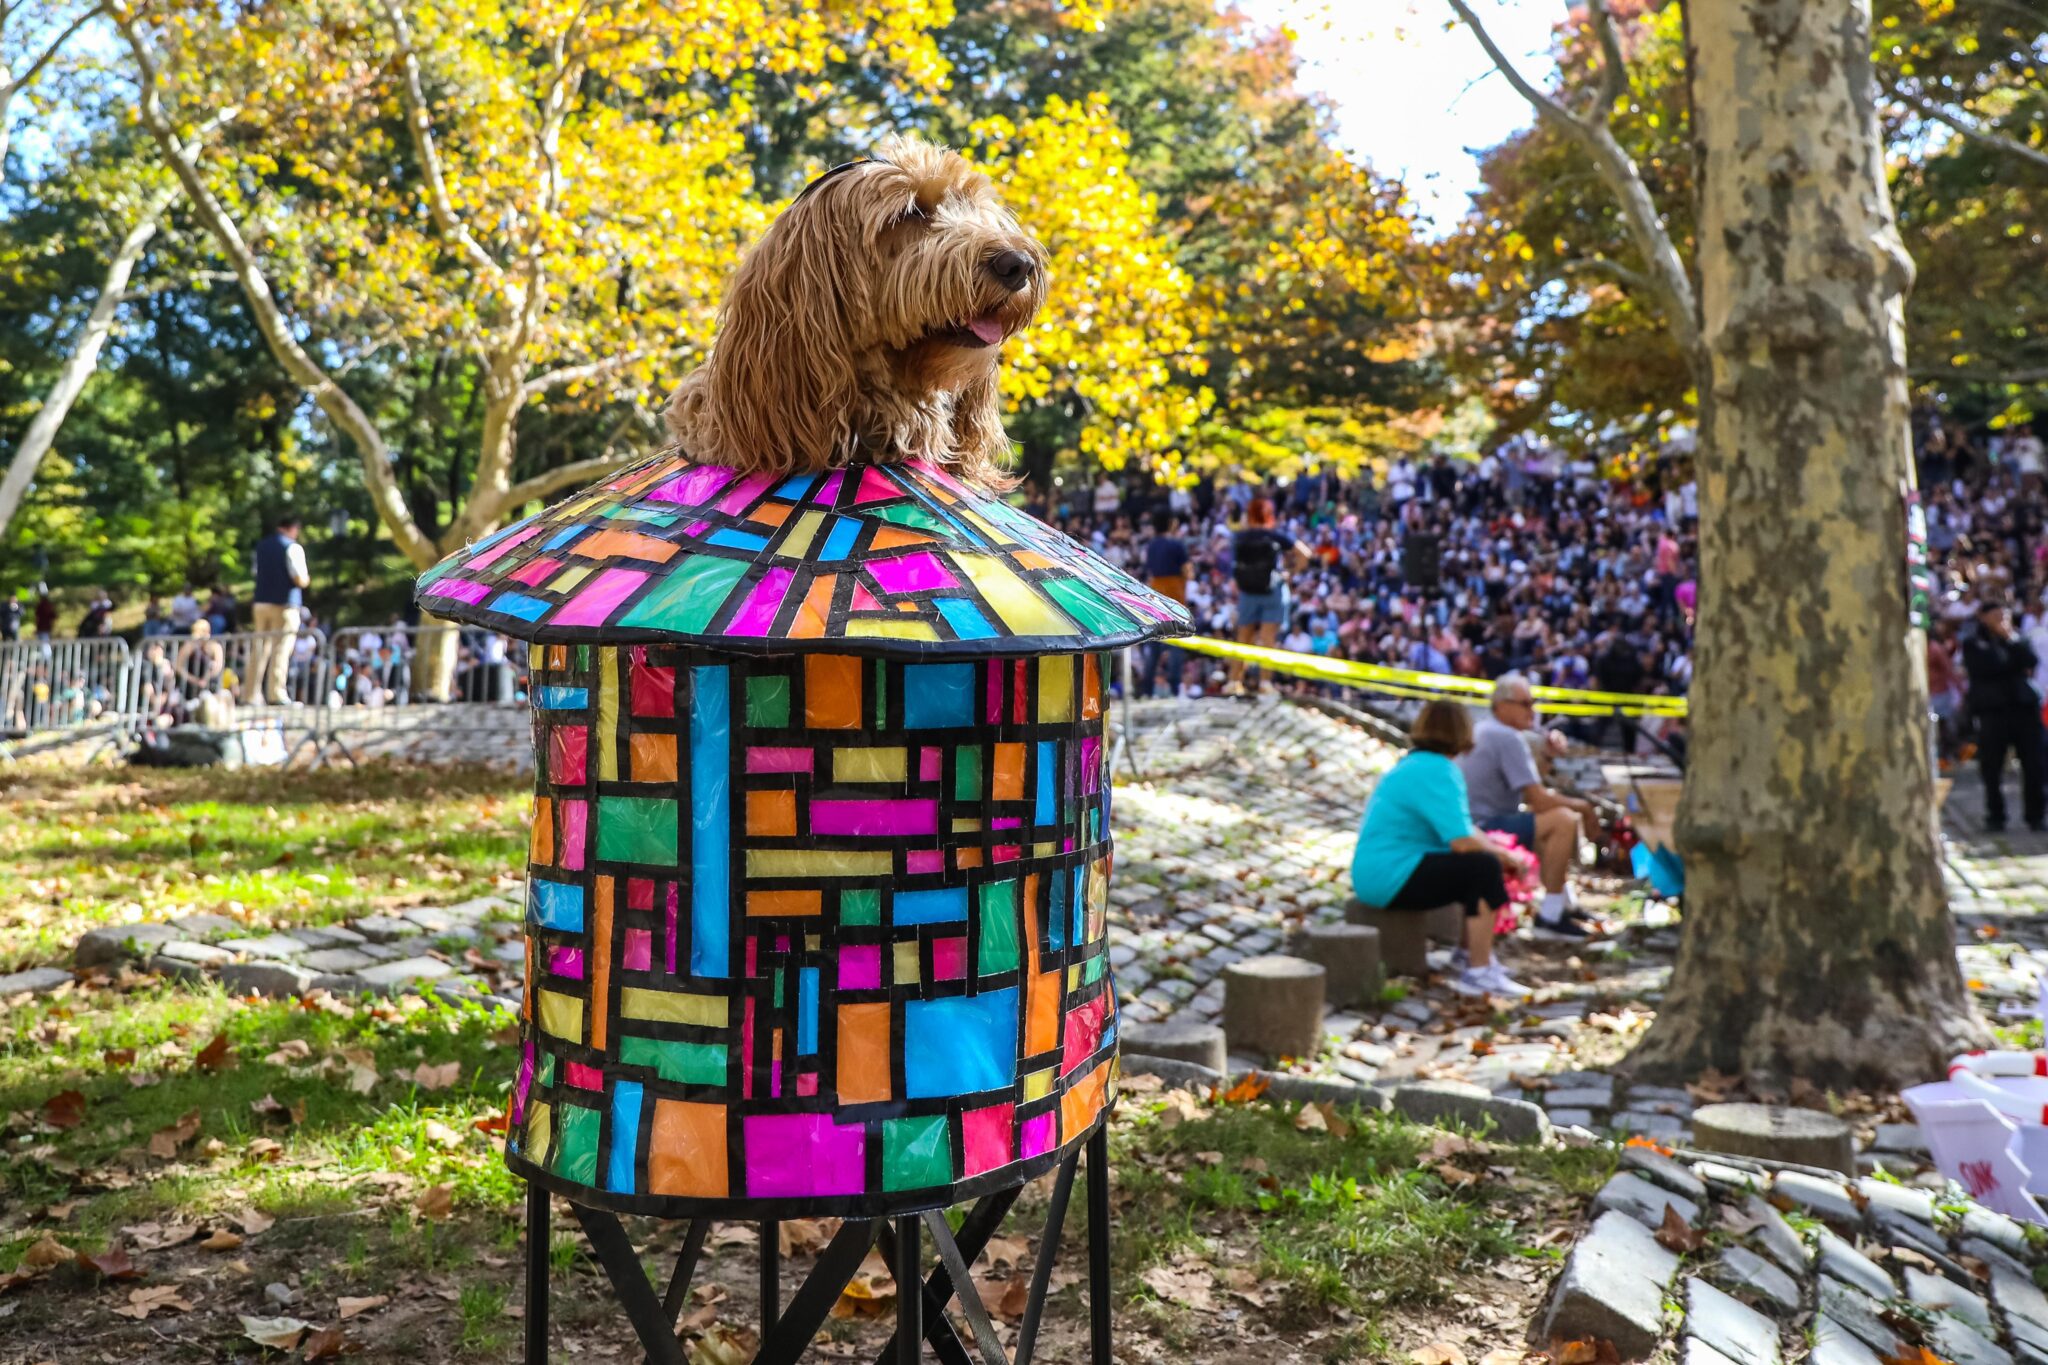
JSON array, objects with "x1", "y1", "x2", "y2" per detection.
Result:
[{"x1": 417, "y1": 453, "x2": 1190, "y2": 655}]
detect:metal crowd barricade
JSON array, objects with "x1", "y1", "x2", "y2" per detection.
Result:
[
  {"x1": 314, "y1": 623, "x2": 529, "y2": 765},
  {"x1": 133, "y1": 625, "x2": 330, "y2": 762},
  {"x1": 0, "y1": 636, "x2": 138, "y2": 759}
]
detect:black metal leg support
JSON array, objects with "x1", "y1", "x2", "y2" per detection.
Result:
[
  {"x1": 895, "y1": 1217, "x2": 922, "y2": 1365},
  {"x1": 568, "y1": 1203, "x2": 687, "y2": 1365},
  {"x1": 761, "y1": 1219, "x2": 780, "y2": 1338},
  {"x1": 526, "y1": 1181, "x2": 550, "y2": 1365},
  {"x1": 1088, "y1": 1126, "x2": 1112, "y2": 1365}
]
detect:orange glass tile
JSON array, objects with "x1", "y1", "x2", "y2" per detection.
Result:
[
  {"x1": 630, "y1": 733, "x2": 678, "y2": 783},
  {"x1": 804, "y1": 655, "x2": 862, "y2": 728},
  {"x1": 992, "y1": 743, "x2": 1025, "y2": 801},
  {"x1": 531, "y1": 795, "x2": 554, "y2": 865},
  {"x1": 572, "y1": 528, "x2": 680, "y2": 563},
  {"x1": 745, "y1": 789, "x2": 797, "y2": 837},
  {"x1": 746, "y1": 889, "x2": 822, "y2": 917},
  {"x1": 591, "y1": 877, "x2": 614, "y2": 1050},
  {"x1": 870, "y1": 527, "x2": 936, "y2": 551}
]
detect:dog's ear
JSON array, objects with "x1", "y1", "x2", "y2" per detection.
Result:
[
  {"x1": 946, "y1": 368, "x2": 1017, "y2": 491},
  {"x1": 668, "y1": 210, "x2": 866, "y2": 473}
]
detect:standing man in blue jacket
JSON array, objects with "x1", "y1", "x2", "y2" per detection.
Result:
[{"x1": 245, "y1": 514, "x2": 310, "y2": 706}]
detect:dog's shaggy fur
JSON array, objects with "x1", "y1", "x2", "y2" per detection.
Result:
[{"x1": 665, "y1": 135, "x2": 1049, "y2": 490}]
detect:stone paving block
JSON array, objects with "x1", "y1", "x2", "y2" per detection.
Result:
[
  {"x1": 217, "y1": 934, "x2": 311, "y2": 959},
  {"x1": 1698, "y1": 1162, "x2": 1771, "y2": 1198},
  {"x1": 1709, "y1": 1245, "x2": 1801, "y2": 1315},
  {"x1": 1612, "y1": 1111, "x2": 1689, "y2": 1141},
  {"x1": 1993, "y1": 1264, "x2": 2048, "y2": 1345},
  {"x1": 1815, "y1": 1230, "x2": 1894, "y2": 1300},
  {"x1": 1623, "y1": 1145, "x2": 1709, "y2": 1203},
  {"x1": 75, "y1": 921, "x2": 181, "y2": 966},
  {"x1": 354, "y1": 956, "x2": 453, "y2": 990},
  {"x1": 1869, "y1": 1123, "x2": 1926, "y2": 1155},
  {"x1": 1683, "y1": 1276, "x2": 1781, "y2": 1365},
  {"x1": 1775, "y1": 1172, "x2": 1864, "y2": 1227},
  {"x1": 352, "y1": 915, "x2": 423, "y2": 944},
  {"x1": 1539, "y1": 1210, "x2": 1681, "y2": 1360},
  {"x1": 1740, "y1": 1196, "x2": 1809, "y2": 1275},
  {"x1": 300, "y1": 948, "x2": 377, "y2": 974},
  {"x1": 1681, "y1": 1338, "x2": 1741, "y2": 1365},
  {"x1": 1875, "y1": 1211, "x2": 1973, "y2": 1281},
  {"x1": 292, "y1": 925, "x2": 367, "y2": 950},
  {"x1": 1809, "y1": 1315, "x2": 1885, "y2": 1365},
  {"x1": 156, "y1": 940, "x2": 233, "y2": 965},
  {"x1": 168, "y1": 912, "x2": 239, "y2": 938},
  {"x1": 0, "y1": 966, "x2": 73, "y2": 996},
  {"x1": 1930, "y1": 1314, "x2": 2015, "y2": 1365},
  {"x1": 1962, "y1": 1207, "x2": 2031, "y2": 1259},
  {"x1": 1815, "y1": 1277, "x2": 1903, "y2": 1357},
  {"x1": 218, "y1": 960, "x2": 315, "y2": 997},
  {"x1": 1546, "y1": 1087, "x2": 1617, "y2": 1109},
  {"x1": 1389, "y1": 1081, "x2": 1551, "y2": 1142},
  {"x1": 1962, "y1": 1237, "x2": 2034, "y2": 1279},
  {"x1": 355, "y1": 941, "x2": 406, "y2": 963},
  {"x1": 1906, "y1": 1265, "x2": 1994, "y2": 1335},
  {"x1": 1548, "y1": 1108, "x2": 1596, "y2": 1130},
  {"x1": 1854, "y1": 1177, "x2": 1934, "y2": 1224},
  {"x1": 1592, "y1": 1171, "x2": 1701, "y2": 1231}
]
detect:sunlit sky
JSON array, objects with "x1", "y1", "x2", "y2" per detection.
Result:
[{"x1": 1237, "y1": 0, "x2": 1562, "y2": 231}]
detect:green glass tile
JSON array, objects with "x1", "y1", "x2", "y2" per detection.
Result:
[
  {"x1": 575, "y1": 644, "x2": 592, "y2": 670},
  {"x1": 773, "y1": 968, "x2": 786, "y2": 1009},
  {"x1": 747, "y1": 674, "x2": 791, "y2": 728},
  {"x1": 1084, "y1": 953, "x2": 1105, "y2": 985},
  {"x1": 954, "y1": 746, "x2": 982, "y2": 803},
  {"x1": 538, "y1": 1052, "x2": 557, "y2": 1086},
  {"x1": 874, "y1": 659, "x2": 888, "y2": 728},
  {"x1": 883, "y1": 1114, "x2": 952, "y2": 1191},
  {"x1": 552, "y1": 1103, "x2": 601, "y2": 1185},
  {"x1": 1041, "y1": 578, "x2": 1131, "y2": 635},
  {"x1": 977, "y1": 880, "x2": 1019, "y2": 976},
  {"x1": 595, "y1": 796, "x2": 680, "y2": 865},
  {"x1": 842, "y1": 888, "x2": 881, "y2": 927},
  {"x1": 619, "y1": 1036, "x2": 727, "y2": 1085},
  {"x1": 616, "y1": 555, "x2": 748, "y2": 634},
  {"x1": 874, "y1": 503, "x2": 946, "y2": 533}
]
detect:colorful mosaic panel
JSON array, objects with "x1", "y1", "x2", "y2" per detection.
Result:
[
  {"x1": 507, "y1": 644, "x2": 1121, "y2": 1216},
  {"x1": 417, "y1": 455, "x2": 1188, "y2": 653}
]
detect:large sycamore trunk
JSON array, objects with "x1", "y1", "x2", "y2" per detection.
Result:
[{"x1": 1628, "y1": 0, "x2": 1986, "y2": 1087}]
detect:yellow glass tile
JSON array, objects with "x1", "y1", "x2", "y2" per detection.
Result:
[
  {"x1": 1021, "y1": 1069, "x2": 1053, "y2": 1102},
  {"x1": 845, "y1": 619, "x2": 941, "y2": 642},
  {"x1": 955, "y1": 507, "x2": 1015, "y2": 545},
  {"x1": 951, "y1": 818, "x2": 983, "y2": 833},
  {"x1": 526, "y1": 1101, "x2": 552, "y2": 1163},
  {"x1": 539, "y1": 990, "x2": 584, "y2": 1041},
  {"x1": 598, "y1": 649, "x2": 620, "y2": 782},
  {"x1": 952, "y1": 553, "x2": 1075, "y2": 636},
  {"x1": 1068, "y1": 964, "x2": 1082, "y2": 991},
  {"x1": 550, "y1": 564, "x2": 593, "y2": 592},
  {"x1": 778, "y1": 509, "x2": 825, "y2": 560},
  {"x1": 619, "y1": 988, "x2": 728, "y2": 1027},
  {"x1": 834, "y1": 747, "x2": 907, "y2": 783},
  {"x1": 894, "y1": 941, "x2": 921, "y2": 984},
  {"x1": 745, "y1": 849, "x2": 894, "y2": 878},
  {"x1": 528, "y1": 642, "x2": 544, "y2": 669},
  {"x1": 1032, "y1": 841, "x2": 1058, "y2": 858},
  {"x1": 805, "y1": 934, "x2": 821, "y2": 951},
  {"x1": 1036, "y1": 657, "x2": 1075, "y2": 723}
]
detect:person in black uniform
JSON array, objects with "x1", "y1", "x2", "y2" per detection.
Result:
[{"x1": 1963, "y1": 598, "x2": 2047, "y2": 831}]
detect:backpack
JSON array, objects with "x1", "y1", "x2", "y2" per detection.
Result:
[{"x1": 1233, "y1": 530, "x2": 1280, "y2": 595}]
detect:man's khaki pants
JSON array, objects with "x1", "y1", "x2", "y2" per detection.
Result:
[{"x1": 244, "y1": 603, "x2": 301, "y2": 705}]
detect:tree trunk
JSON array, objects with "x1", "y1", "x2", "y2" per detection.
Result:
[
  {"x1": 0, "y1": 191, "x2": 170, "y2": 537},
  {"x1": 1629, "y1": 0, "x2": 1986, "y2": 1087}
]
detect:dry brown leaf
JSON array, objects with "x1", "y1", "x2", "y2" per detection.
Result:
[
  {"x1": 983, "y1": 1234, "x2": 1030, "y2": 1268},
  {"x1": 337, "y1": 1294, "x2": 389, "y2": 1319},
  {"x1": 195, "y1": 1032, "x2": 233, "y2": 1071},
  {"x1": 1293, "y1": 1104, "x2": 1328, "y2": 1134},
  {"x1": 21, "y1": 1235, "x2": 76, "y2": 1269},
  {"x1": 233, "y1": 1208, "x2": 275, "y2": 1236},
  {"x1": 1431, "y1": 1162, "x2": 1482, "y2": 1187},
  {"x1": 245, "y1": 1137, "x2": 284, "y2": 1163},
  {"x1": 1880, "y1": 1349, "x2": 1953, "y2": 1365},
  {"x1": 1653, "y1": 1204, "x2": 1705, "y2": 1255},
  {"x1": 688, "y1": 1324, "x2": 759, "y2": 1365},
  {"x1": 1216, "y1": 1072, "x2": 1271, "y2": 1105},
  {"x1": 79, "y1": 1245, "x2": 139, "y2": 1280},
  {"x1": 123, "y1": 1222, "x2": 200, "y2": 1252},
  {"x1": 411, "y1": 1061, "x2": 462, "y2": 1091},
  {"x1": 421, "y1": 1119, "x2": 463, "y2": 1149},
  {"x1": 112, "y1": 1284, "x2": 192, "y2": 1320},
  {"x1": 41, "y1": 1090, "x2": 86, "y2": 1130},
  {"x1": 778, "y1": 1219, "x2": 837, "y2": 1256},
  {"x1": 1223, "y1": 1266, "x2": 1266, "y2": 1308},
  {"x1": 200, "y1": 1229, "x2": 244, "y2": 1252},
  {"x1": 416, "y1": 1184, "x2": 455, "y2": 1221},
  {"x1": 302, "y1": 1327, "x2": 358, "y2": 1359},
  {"x1": 829, "y1": 1252, "x2": 898, "y2": 1320},
  {"x1": 239, "y1": 1314, "x2": 311, "y2": 1349},
  {"x1": 1409, "y1": 1344, "x2": 1468, "y2": 1365},
  {"x1": 1139, "y1": 1263, "x2": 1215, "y2": 1312},
  {"x1": 262, "y1": 1039, "x2": 312, "y2": 1066},
  {"x1": 102, "y1": 1047, "x2": 137, "y2": 1068},
  {"x1": 148, "y1": 1110, "x2": 202, "y2": 1160}
]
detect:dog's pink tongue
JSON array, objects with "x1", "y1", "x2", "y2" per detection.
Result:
[{"x1": 966, "y1": 315, "x2": 1005, "y2": 345}]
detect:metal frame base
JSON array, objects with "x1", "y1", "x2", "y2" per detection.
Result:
[{"x1": 524, "y1": 1127, "x2": 1113, "y2": 1365}]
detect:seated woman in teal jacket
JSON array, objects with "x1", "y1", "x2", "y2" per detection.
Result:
[{"x1": 1352, "y1": 699, "x2": 1531, "y2": 999}]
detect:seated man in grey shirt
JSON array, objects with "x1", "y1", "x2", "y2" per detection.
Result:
[{"x1": 1459, "y1": 673, "x2": 1601, "y2": 936}]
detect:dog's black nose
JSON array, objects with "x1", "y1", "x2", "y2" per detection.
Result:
[{"x1": 987, "y1": 249, "x2": 1035, "y2": 293}]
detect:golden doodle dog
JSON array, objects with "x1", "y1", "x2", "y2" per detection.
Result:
[{"x1": 665, "y1": 134, "x2": 1049, "y2": 490}]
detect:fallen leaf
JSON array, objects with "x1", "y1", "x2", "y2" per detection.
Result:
[
  {"x1": 112, "y1": 1284, "x2": 192, "y2": 1320},
  {"x1": 149, "y1": 1110, "x2": 202, "y2": 1160},
  {"x1": 1294, "y1": 1104, "x2": 1328, "y2": 1134},
  {"x1": 1881, "y1": 1350, "x2": 1951, "y2": 1365},
  {"x1": 102, "y1": 1048, "x2": 137, "y2": 1069},
  {"x1": 830, "y1": 1251, "x2": 898, "y2": 1319},
  {"x1": 233, "y1": 1208, "x2": 276, "y2": 1236},
  {"x1": 416, "y1": 1184, "x2": 454, "y2": 1221},
  {"x1": 1315, "y1": 1101, "x2": 1354, "y2": 1139},
  {"x1": 411, "y1": 1061, "x2": 462, "y2": 1091},
  {"x1": 80, "y1": 1245, "x2": 139, "y2": 1280},
  {"x1": 472, "y1": 1110, "x2": 510, "y2": 1135},
  {"x1": 1223, "y1": 1266, "x2": 1266, "y2": 1308},
  {"x1": 201, "y1": 1229, "x2": 244, "y2": 1252},
  {"x1": 246, "y1": 1137, "x2": 284, "y2": 1163},
  {"x1": 1654, "y1": 1204, "x2": 1705, "y2": 1255},
  {"x1": 123, "y1": 1222, "x2": 200, "y2": 1252},
  {"x1": 1411, "y1": 1344, "x2": 1467, "y2": 1365},
  {"x1": 239, "y1": 1314, "x2": 311, "y2": 1350},
  {"x1": 21, "y1": 1235, "x2": 76, "y2": 1269},
  {"x1": 196, "y1": 1032, "x2": 234, "y2": 1071},
  {"x1": 778, "y1": 1219, "x2": 836, "y2": 1256},
  {"x1": 1215, "y1": 1073, "x2": 1271, "y2": 1105},
  {"x1": 688, "y1": 1324, "x2": 759, "y2": 1365},
  {"x1": 1431, "y1": 1162, "x2": 1482, "y2": 1187},
  {"x1": 1623, "y1": 1135, "x2": 1675, "y2": 1157},
  {"x1": 1139, "y1": 1263, "x2": 1215, "y2": 1312},
  {"x1": 41, "y1": 1090, "x2": 86, "y2": 1130},
  {"x1": 262, "y1": 1039, "x2": 313, "y2": 1065},
  {"x1": 302, "y1": 1327, "x2": 358, "y2": 1359},
  {"x1": 422, "y1": 1119, "x2": 463, "y2": 1149},
  {"x1": 337, "y1": 1295, "x2": 389, "y2": 1319}
]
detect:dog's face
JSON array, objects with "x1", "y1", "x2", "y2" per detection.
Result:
[{"x1": 666, "y1": 134, "x2": 1050, "y2": 484}]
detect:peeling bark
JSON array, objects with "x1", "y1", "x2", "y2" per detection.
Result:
[{"x1": 1628, "y1": 0, "x2": 1987, "y2": 1087}]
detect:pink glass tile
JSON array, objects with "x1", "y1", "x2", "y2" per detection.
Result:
[
  {"x1": 622, "y1": 928, "x2": 652, "y2": 972},
  {"x1": 838, "y1": 944, "x2": 881, "y2": 990},
  {"x1": 868, "y1": 551, "x2": 957, "y2": 595},
  {"x1": 553, "y1": 566, "x2": 647, "y2": 628},
  {"x1": 811, "y1": 799, "x2": 938, "y2": 837},
  {"x1": 932, "y1": 937, "x2": 967, "y2": 981},
  {"x1": 747, "y1": 746, "x2": 814, "y2": 774}
]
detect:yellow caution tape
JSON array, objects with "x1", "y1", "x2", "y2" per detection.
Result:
[{"x1": 1166, "y1": 637, "x2": 1690, "y2": 719}]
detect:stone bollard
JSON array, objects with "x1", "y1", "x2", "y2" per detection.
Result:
[
  {"x1": 1293, "y1": 922, "x2": 1382, "y2": 1008},
  {"x1": 1222, "y1": 955, "x2": 1328, "y2": 1062},
  {"x1": 1120, "y1": 1020, "x2": 1229, "y2": 1074},
  {"x1": 1345, "y1": 899, "x2": 1459, "y2": 977},
  {"x1": 1691, "y1": 1103, "x2": 1856, "y2": 1176}
]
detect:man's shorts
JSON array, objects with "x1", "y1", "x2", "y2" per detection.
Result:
[
  {"x1": 1238, "y1": 589, "x2": 1289, "y2": 628},
  {"x1": 1477, "y1": 811, "x2": 1537, "y2": 844}
]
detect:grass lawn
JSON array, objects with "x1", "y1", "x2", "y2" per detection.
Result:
[
  {"x1": 0, "y1": 763, "x2": 530, "y2": 972},
  {"x1": 0, "y1": 764, "x2": 1604, "y2": 1362}
]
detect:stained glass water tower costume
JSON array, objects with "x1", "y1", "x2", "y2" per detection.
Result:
[{"x1": 417, "y1": 452, "x2": 1187, "y2": 1364}]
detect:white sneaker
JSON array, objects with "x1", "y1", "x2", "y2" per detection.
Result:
[
  {"x1": 1477, "y1": 962, "x2": 1532, "y2": 998},
  {"x1": 1448, "y1": 967, "x2": 1491, "y2": 997}
]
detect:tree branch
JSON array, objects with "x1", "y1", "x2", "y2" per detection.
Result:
[
  {"x1": 1911, "y1": 365, "x2": 2048, "y2": 386},
  {"x1": 110, "y1": 3, "x2": 439, "y2": 569},
  {"x1": 500, "y1": 452, "x2": 633, "y2": 510},
  {"x1": 1888, "y1": 81, "x2": 2048, "y2": 173},
  {"x1": 1587, "y1": 0, "x2": 1630, "y2": 114},
  {"x1": 1562, "y1": 256, "x2": 1655, "y2": 294},
  {"x1": 522, "y1": 349, "x2": 648, "y2": 399},
  {"x1": 374, "y1": 0, "x2": 505, "y2": 279}
]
